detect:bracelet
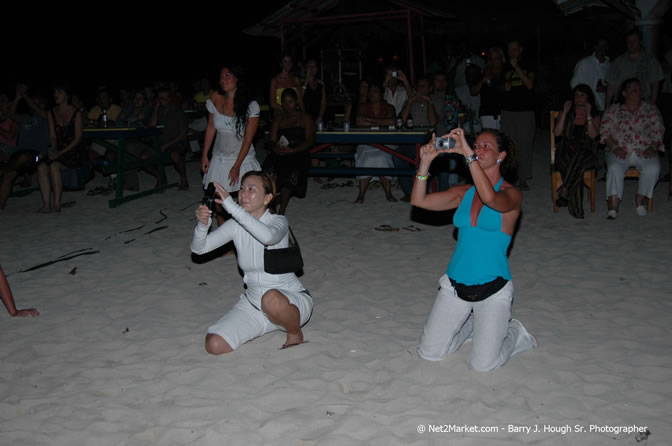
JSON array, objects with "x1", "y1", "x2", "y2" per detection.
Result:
[
  {"x1": 465, "y1": 154, "x2": 478, "y2": 166},
  {"x1": 415, "y1": 172, "x2": 431, "y2": 181}
]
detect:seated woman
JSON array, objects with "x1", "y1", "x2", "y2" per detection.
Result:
[
  {"x1": 553, "y1": 84, "x2": 601, "y2": 218},
  {"x1": 37, "y1": 85, "x2": 83, "y2": 213},
  {"x1": 412, "y1": 128, "x2": 535, "y2": 371},
  {"x1": 354, "y1": 83, "x2": 397, "y2": 203},
  {"x1": 116, "y1": 89, "x2": 151, "y2": 128},
  {"x1": 1, "y1": 87, "x2": 47, "y2": 210},
  {"x1": 191, "y1": 172, "x2": 313, "y2": 354},
  {"x1": 263, "y1": 88, "x2": 315, "y2": 215},
  {"x1": 600, "y1": 78, "x2": 664, "y2": 219}
]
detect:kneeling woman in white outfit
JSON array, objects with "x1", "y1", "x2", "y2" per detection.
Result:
[
  {"x1": 191, "y1": 171, "x2": 313, "y2": 354},
  {"x1": 412, "y1": 128, "x2": 536, "y2": 371}
]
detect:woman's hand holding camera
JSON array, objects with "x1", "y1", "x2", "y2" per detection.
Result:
[
  {"x1": 418, "y1": 129, "x2": 474, "y2": 173},
  {"x1": 446, "y1": 128, "x2": 474, "y2": 158},
  {"x1": 418, "y1": 133, "x2": 452, "y2": 171},
  {"x1": 195, "y1": 205, "x2": 212, "y2": 226}
]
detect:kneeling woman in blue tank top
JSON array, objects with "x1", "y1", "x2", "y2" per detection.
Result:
[{"x1": 411, "y1": 128, "x2": 536, "y2": 371}]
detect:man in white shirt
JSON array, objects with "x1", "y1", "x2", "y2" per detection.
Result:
[
  {"x1": 570, "y1": 37, "x2": 611, "y2": 113},
  {"x1": 383, "y1": 66, "x2": 411, "y2": 116}
]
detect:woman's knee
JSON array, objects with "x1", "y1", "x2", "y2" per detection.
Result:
[
  {"x1": 205, "y1": 333, "x2": 233, "y2": 355},
  {"x1": 468, "y1": 355, "x2": 501, "y2": 372},
  {"x1": 641, "y1": 160, "x2": 661, "y2": 178},
  {"x1": 261, "y1": 289, "x2": 288, "y2": 314}
]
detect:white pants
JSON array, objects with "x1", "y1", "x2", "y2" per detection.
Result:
[
  {"x1": 208, "y1": 290, "x2": 313, "y2": 350},
  {"x1": 606, "y1": 151, "x2": 660, "y2": 199},
  {"x1": 417, "y1": 275, "x2": 535, "y2": 372}
]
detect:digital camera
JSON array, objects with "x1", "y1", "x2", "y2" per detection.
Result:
[
  {"x1": 435, "y1": 137, "x2": 456, "y2": 149},
  {"x1": 201, "y1": 182, "x2": 217, "y2": 211}
]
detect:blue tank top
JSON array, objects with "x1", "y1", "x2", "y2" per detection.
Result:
[{"x1": 446, "y1": 178, "x2": 512, "y2": 285}]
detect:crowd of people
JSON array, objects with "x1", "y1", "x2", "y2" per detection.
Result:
[{"x1": 3, "y1": 26, "x2": 670, "y2": 372}]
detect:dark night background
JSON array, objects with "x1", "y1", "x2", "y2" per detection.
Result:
[{"x1": 3, "y1": 1, "x2": 670, "y2": 118}]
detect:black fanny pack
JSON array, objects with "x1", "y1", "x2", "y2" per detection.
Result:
[{"x1": 449, "y1": 276, "x2": 508, "y2": 302}]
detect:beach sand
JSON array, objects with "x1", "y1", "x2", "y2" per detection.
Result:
[{"x1": 1, "y1": 130, "x2": 670, "y2": 445}]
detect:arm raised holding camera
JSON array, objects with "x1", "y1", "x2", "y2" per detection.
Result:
[{"x1": 410, "y1": 133, "x2": 469, "y2": 211}]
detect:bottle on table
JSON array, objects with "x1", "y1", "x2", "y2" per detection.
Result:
[{"x1": 100, "y1": 109, "x2": 108, "y2": 128}]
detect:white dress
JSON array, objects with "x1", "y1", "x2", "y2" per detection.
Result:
[
  {"x1": 202, "y1": 99, "x2": 261, "y2": 192},
  {"x1": 354, "y1": 144, "x2": 397, "y2": 181}
]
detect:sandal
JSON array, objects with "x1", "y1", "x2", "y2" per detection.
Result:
[
  {"x1": 87, "y1": 186, "x2": 107, "y2": 196},
  {"x1": 374, "y1": 224, "x2": 400, "y2": 232},
  {"x1": 402, "y1": 225, "x2": 422, "y2": 232}
]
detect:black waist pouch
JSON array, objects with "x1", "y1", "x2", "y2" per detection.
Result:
[{"x1": 449, "y1": 276, "x2": 508, "y2": 302}]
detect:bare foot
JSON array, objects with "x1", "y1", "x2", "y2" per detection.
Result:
[
  {"x1": 36, "y1": 207, "x2": 52, "y2": 214},
  {"x1": 281, "y1": 331, "x2": 304, "y2": 349},
  {"x1": 354, "y1": 196, "x2": 364, "y2": 204}
]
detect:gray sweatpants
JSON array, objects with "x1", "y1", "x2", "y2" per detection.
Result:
[{"x1": 417, "y1": 275, "x2": 536, "y2": 372}]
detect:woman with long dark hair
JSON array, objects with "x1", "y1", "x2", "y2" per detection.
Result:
[
  {"x1": 553, "y1": 83, "x2": 601, "y2": 218},
  {"x1": 201, "y1": 66, "x2": 261, "y2": 225},
  {"x1": 412, "y1": 128, "x2": 536, "y2": 371},
  {"x1": 37, "y1": 84, "x2": 83, "y2": 213}
]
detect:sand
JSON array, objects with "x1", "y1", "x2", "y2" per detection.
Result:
[{"x1": 1, "y1": 130, "x2": 671, "y2": 445}]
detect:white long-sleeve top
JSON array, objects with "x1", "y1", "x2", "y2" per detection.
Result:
[
  {"x1": 570, "y1": 53, "x2": 610, "y2": 111},
  {"x1": 190, "y1": 196, "x2": 304, "y2": 309}
]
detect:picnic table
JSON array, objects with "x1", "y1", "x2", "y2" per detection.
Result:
[
  {"x1": 309, "y1": 127, "x2": 434, "y2": 177},
  {"x1": 83, "y1": 127, "x2": 177, "y2": 208}
]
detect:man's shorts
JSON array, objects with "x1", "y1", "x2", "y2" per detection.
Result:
[{"x1": 207, "y1": 290, "x2": 313, "y2": 350}]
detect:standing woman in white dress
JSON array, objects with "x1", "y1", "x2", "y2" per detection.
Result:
[{"x1": 201, "y1": 65, "x2": 261, "y2": 225}]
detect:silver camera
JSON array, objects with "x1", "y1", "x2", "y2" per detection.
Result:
[{"x1": 435, "y1": 137, "x2": 456, "y2": 149}]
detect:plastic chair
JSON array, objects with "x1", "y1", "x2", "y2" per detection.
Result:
[{"x1": 550, "y1": 111, "x2": 596, "y2": 213}]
